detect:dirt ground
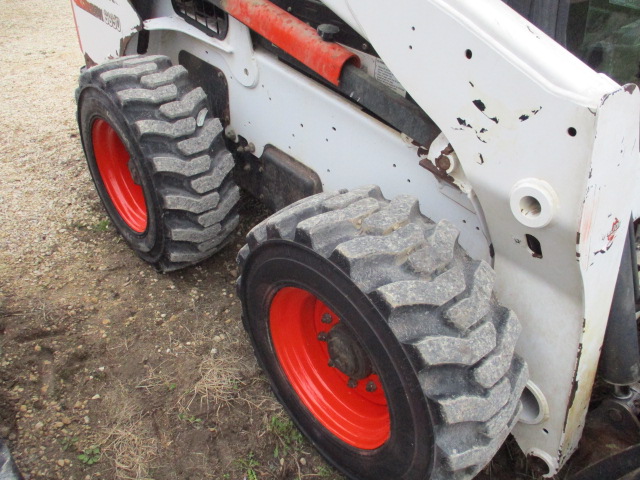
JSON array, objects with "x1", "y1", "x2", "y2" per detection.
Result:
[{"x1": 0, "y1": 1, "x2": 625, "y2": 480}]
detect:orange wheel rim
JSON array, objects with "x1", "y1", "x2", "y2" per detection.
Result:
[
  {"x1": 92, "y1": 118, "x2": 147, "y2": 233},
  {"x1": 270, "y1": 287, "x2": 390, "y2": 449}
]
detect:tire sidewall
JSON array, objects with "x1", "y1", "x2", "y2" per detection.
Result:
[
  {"x1": 78, "y1": 86, "x2": 163, "y2": 262},
  {"x1": 241, "y1": 240, "x2": 435, "y2": 480}
]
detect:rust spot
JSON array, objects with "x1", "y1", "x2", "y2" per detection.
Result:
[
  {"x1": 435, "y1": 155, "x2": 451, "y2": 171},
  {"x1": 416, "y1": 143, "x2": 458, "y2": 188},
  {"x1": 84, "y1": 52, "x2": 97, "y2": 68},
  {"x1": 563, "y1": 343, "x2": 583, "y2": 433},
  {"x1": 419, "y1": 157, "x2": 456, "y2": 187},
  {"x1": 595, "y1": 217, "x2": 621, "y2": 255}
]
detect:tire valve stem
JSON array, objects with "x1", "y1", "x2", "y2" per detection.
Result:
[
  {"x1": 321, "y1": 313, "x2": 333, "y2": 324},
  {"x1": 348, "y1": 379, "x2": 358, "y2": 389},
  {"x1": 366, "y1": 381, "x2": 377, "y2": 393},
  {"x1": 317, "y1": 331, "x2": 328, "y2": 341}
]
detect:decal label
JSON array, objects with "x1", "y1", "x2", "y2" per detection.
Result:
[{"x1": 73, "y1": 0, "x2": 121, "y2": 32}]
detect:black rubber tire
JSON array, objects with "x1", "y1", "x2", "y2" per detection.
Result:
[
  {"x1": 76, "y1": 55, "x2": 240, "y2": 272},
  {"x1": 238, "y1": 186, "x2": 528, "y2": 480}
]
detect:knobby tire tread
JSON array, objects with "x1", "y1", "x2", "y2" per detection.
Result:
[
  {"x1": 77, "y1": 55, "x2": 239, "y2": 272},
  {"x1": 240, "y1": 186, "x2": 527, "y2": 479}
]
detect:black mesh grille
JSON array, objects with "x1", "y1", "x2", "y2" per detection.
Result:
[{"x1": 172, "y1": 0, "x2": 228, "y2": 39}]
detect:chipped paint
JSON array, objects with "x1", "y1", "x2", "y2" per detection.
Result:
[
  {"x1": 472, "y1": 99, "x2": 499, "y2": 124},
  {"x1": 593, "y1": 217, "x2": 620, "y2": 255},
  {"x1": 417, "y1": 134, "x2": 473, "y2": 194},
  {"x1": 71, "y1": 0, "x2": 141, "y2": 64},
  {"x1": 563, "y1": 85, "x2": 639, "y2": 470}
]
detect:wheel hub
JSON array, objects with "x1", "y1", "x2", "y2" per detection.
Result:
[{"x1": 327, "y1": 323, "x2": 372, "y2": 381}]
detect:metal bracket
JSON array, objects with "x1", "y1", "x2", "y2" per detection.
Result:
[{"x1": 568, "y1": 383, "x2": 640, "y2": 478}]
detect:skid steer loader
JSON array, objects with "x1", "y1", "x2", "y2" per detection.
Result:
[{"x1": 70, "y1": 0, "x2": 640, "y2": 478}]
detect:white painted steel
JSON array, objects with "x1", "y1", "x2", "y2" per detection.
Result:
[
  {"x1": 509, "y1": 179, "x2": 558, "y2": 229},
  {"x1": 144, "y1": 16, "x2": 259, "y2": 87},
  {"x1": 520, "y1": 381, "x2": 550, "y2": 425},
  {"x1": 324, "y1": 0, "x2": 639, "y2": 473},
  {"x1": 70, "y1": 0, "x2": 140, "y2": 63},
  {"x1": 144, "y1": 27, "x2": 492, "y2": 261},
  {"x1": 72, "y1": 0, "x2": 640, "y2": 474}
]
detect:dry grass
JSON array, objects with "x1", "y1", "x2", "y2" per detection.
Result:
[
  {"x1": 181, "y1": 350, "x2": 248, "y2": 413},
  {"x1": 105, "y1": 422, "x2": 159, "y2": 480},
  {"x1": 135, "y1": 361, "x2": 175, "y2": 393},
  {"x1": 99, "y1": 386, "x2": 160, "y2": 480}
]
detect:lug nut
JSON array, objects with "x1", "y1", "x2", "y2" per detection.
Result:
[
  {"x1": 366, "y1": 381, "x2": 377, "y2": 392},
  {"x1": 317, "y1": 332, "x2": 328, "y2": 341},
  {"x1": 348, "y1": 379, "x2": 358, "y2": 389},
  {"x1": 321, "y1": 313, "x2": 332, "y2": 324}
]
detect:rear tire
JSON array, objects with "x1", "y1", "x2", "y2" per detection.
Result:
[
  {"x1": 238, "y1": 186, "x2": 528, "y2": 479},
  {"x1": 76, "y1": 55, "x2": 240, "y2": 272}
]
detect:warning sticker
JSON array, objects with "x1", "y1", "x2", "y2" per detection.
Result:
[{"x1": 344, "y1": 46, "x2": 407, "y2": 97}]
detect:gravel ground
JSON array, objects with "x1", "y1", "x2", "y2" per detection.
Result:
[{"x1": 0, "y1": 3, "x2": 341, "y2": 479}]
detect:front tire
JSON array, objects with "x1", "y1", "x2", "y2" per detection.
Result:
[
  {"x1": 238, "y1": 186, "x2": 528, "y2": 479},
  {"x1": 76, "y1": 55, "x2": 240, "y2": 272}
]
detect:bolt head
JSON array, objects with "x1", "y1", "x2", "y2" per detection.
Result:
[
  {"x1": 608, "y1": 408, "x2": 623, "y2": 423},
  {"x1": 321, "y1": 313, "x2": 332, "y2": 324},
  {"x1": 347, "y1": 379, "x2": 358, "y2": 389},
  {"x1": 317, "y1": 332, "x2": 328, "y2": 342},
  {"x1": 317, "y1": 23, "x2": 340, "y2": 42},
  {"x1": 435, "y1": 155, "x2": 451, "y2": 171},
  {"x1": 224, "y1": 127, "x2": 237, "y2": 141},
  {"x1": 366, "y1": 381, "x2": 377, "y2": 392}
]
